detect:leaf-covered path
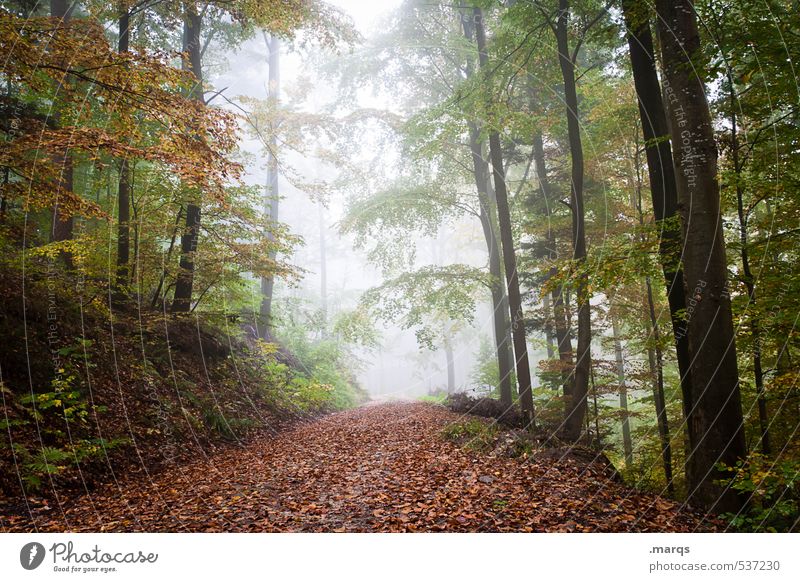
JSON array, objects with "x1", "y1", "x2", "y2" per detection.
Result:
[{"x1": 4, "y1": 403, "x2": 714, "y2": 532}]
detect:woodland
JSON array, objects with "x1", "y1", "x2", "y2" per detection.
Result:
[{"x1": 0, "y1": 0, "x2": 799, "y2": 533}]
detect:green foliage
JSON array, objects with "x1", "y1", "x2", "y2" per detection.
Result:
[
  {"x1": 340, "y1": 181, "x2": 460, "y2": 274},
  {"x1": 201, "y1": 405, "x2": 256, "y2": 441},
  {"x1": 10, "y1": 438, "x2": 129, "y2": 492},
  {"x1": 331, "y1": 308, "x2": 382, "y2": 350},
  {"x1": 441, "y1": 419, "x2": 497, "y2": 452},
  {"x1": 254, "y1": 299, "x2": 368, "y2": 413},
  {"x1": 418, "y1": 393, "x2": 448, "y2": 404},
  {"x1": 360, "y1": 264, "x2": 488, "y2": 350},
  {"x1": 0, "y1": 341, "x2": 130, "y2": 492},
  {"x1": 721, "y1": 453, "x2": 800, "y2": 532},
  {"x1": 469, "y1": 335, "x2": 515, "y2": 397}
]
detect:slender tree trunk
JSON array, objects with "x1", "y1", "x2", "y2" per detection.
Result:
[
  {"x1": 622, "y1": 52, "x2": 676, "y2": 492},
  {"x1": 655, "y1": 0, "x2": 747, "y2": 513},
  {"x1": 1, "y1": 167, "x2": 8, "y2": 221},
  {"x1": 556, "y1": 0, "x2": 591, "y2": 441},
  {"x1": 49, "y1": 0, "x2": 74, "y2": 253},
  {"x1": 612, "y1": 316, "x2": 633, "y2": 467},
  {"x1": 259, "y1": 34, "x2": 280, "y2": 337},
  {"x1": 114, "y1": 4, "x2": 131, "y2": 303},
  {"x1": 318, "y1": 201, "x2": 328, "y2": 332},
  {"x1": 622, "y1": 0, "x2": 695, "y2": 483},
  {"x1": 151, "y1": 206, "x2": 183, "y2": 310},
  {"x1": 552, "y1": 285, "x2": 574, "y2": 403},
  {"x1": 645, "y1": 276, "x2": 675, "y2": 494},
  {"x1": 542, "y1": 292, "x2": 555, "y2": 360},
  {"x1": 444, "y1": 326, "x2": 456, "y2": 394},
  {"x1": 727, "y1": 76, "x2": 771, "y2": 455},
  {"x1": 590, "y1": 365, "x2": 600, "y2": 443},
  {"x1": 467, "y1": 124, "x2": 514, "y2": 408},
  {"x1": 460, "y1": 10, "x2": 514, "y2": 408},
  {"x1": 172, "y1": 3, "x2": 204, "y2": 313},
  {"x1": 472, "y1": 7, "x2": 535, "y2": 424},
  {"x1": 531, "y1": 126, "x2": 575, "y2": 401},
  {"x1": 486, "y1": 164, "x2": 516, "y2": 389}
]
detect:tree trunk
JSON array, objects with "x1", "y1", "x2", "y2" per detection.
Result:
[
  {"x1": 622, "y1": 0, "x2": 695, "y2": 481},
  {"x1": 473, "y1": 7, "x2": 535, "y2": 425},
  {"x1": 556, "y1": 0, "x2": 591, "y2": 441},
  {"x1": 727, "y1": 75, "x2": 771, "y2": 455},
  {"x1": 444, "y1": 326, "x2": 456, "y2": 394},
  {"x1": 542, "y1": 292, "x2": 555, "y2": 360},
  {"x1": 531, "y1": 127, "x2": 575, "y2": 401},
  {"x1": 460, "y1": 9, "x2": 514, "y2": 408},
  {"x1": 49, "y1": 0, "x2": 74, "y2": 253},
  {"x1": 319, "y1": 202, "x2": 328, "y2": 332},
  {"x1": 612, "y1": 316, "x2": 633, "y2": 467},
  {"x1": 151, "y1": 206, "x2": 183, "y2": 310},
  {"x1": 467, "y1": 123, "x2": 514, "y2": 408},
  {"x1": 655, "y1": 0, "x2": 747, "y2": 513},
  {"x1": 172, "y1": 3, "x2": 204, "y2": 313},
  {"x1": 114, "y1": 4, "x2": 131, "y2": 303},
  {"x1": 645, "y1": 276, "x2": 675, "y2": 494},
  {"x1": 259, "y1": 34, "x2": 280, "y2": 337}
]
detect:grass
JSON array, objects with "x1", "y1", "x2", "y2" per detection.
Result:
[
  {"x1": 441, "y1": 419, "x2": 498, "y2": 452},
  {"x1": 418, "y1": 393, "x2": 448, "y2": 404}
]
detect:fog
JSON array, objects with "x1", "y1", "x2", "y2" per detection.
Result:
[{"x1": 200, "y1": 0, "x2": 550, "y2": 399}]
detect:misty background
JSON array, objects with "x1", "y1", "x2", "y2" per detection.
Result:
[{"x1": 206, "y1": 0, "x2": 548, "y2": 399}]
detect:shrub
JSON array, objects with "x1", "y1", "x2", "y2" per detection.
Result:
[
  {"x1": 441, "y1": 419, "x2": 498, "y2": 451},
  {"x1": 445, "y1": 393, "x2": 524, "y2": 427},
  {"x1": 0, "y1": 341, "x2": 130, "y2": 492},
  {"x1": 721, "y1": 453, "x2": 800, "y2": 532}
]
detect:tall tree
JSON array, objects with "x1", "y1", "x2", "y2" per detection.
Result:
[
  {"x1": 259, "y1": 33, "x2": 280, "y2": 336},
  {"x1": 114, "y1": 0, "x2": 132, "y2": 302},
  {"x1": 466, "y1": 124, "x2": 515, "y2": 407},
  {"x1": 622, "y1": 0, "x2": 693, "y2": 482},
  {"x1": 460, "y1": 9, "x2": 514, "y2": 408},
  {"x1": 530, "y1": 95, "x2": 575, "y2": 407},
  {"x1": 721, "y1": 64, "x2": 771, "y2": 456},
  {"x1": 612, "y1": 315, "x2": 633, "y2": 467},
  {"x1": 172, "y1": 1, "x2": 204, "y2": 312},
  {"x1": 49, "y1": 0, "x2": 74, "y2": 251},
  {"x1": 551, "y1": 0, "x2": 595, "y2": 440},
  {"x1": 655, "y1": 0, "x2": 746, "y2": 513},
  {"x1": 472, "y1": 6, "x2": 535, "y2": 423}
]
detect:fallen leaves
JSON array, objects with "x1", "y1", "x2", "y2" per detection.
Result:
[{"x1": 1, "y1": 403, "x2": 716, "y2": 533}]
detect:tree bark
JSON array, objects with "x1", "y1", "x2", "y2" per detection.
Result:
[
  {"x1": 49, "y1": 0, "x2": 74, "y2": 253},
  {"x1": 114, "y1": 4, "x2": 132, "y2": 303},
  {"x1": 727, "y1": 74, "x2": 771, "y2": 455},
  {"x1": 172, "y1": 2, "x2": 204, "y2": 313},
  {"x1": 467, "y1": 124, "x2": 514, "y2": 408},
  {"x1": 622, "y1": 0, "x2": 695, "y2": 482},
  {"x1": 645, "y1": 276, "x2": 675, "y2": 494},
  {"x1": 542, "y1": 292, "x2": 555, "y2": 360},
  {"x1": 259, "y1": 34, "x2": 280, "y2": 337},
  {"x1": 612, "y1": 316, "x2": 634, "y2": 467},
  {"x1": 473, "y1": 7, "x2": 535, "y2": 424},
  {"x1": 531, "y1": 126, "x2": 575, "y2": 401},
  {"x1": 556, "y1": 0, "x2": 591, "y2": 441},
  {"x1": 655, "y1": 0, "x2": 747, "y2": 513},
  {"x1": 444, "y1": 325, "x2": 456, "y2": 394}
]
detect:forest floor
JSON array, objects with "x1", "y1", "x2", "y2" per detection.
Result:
[{"x1": 0, "y1": 403, "x2": 716, "y2": 532}]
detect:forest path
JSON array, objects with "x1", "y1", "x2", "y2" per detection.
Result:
[{"x1": 6, "y1": 403, "x2": 711, "y2": 532}]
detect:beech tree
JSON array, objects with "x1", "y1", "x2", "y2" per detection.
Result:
[
  {"x1": 655, "y1": 0, "x2": 746, "y2": 513},
  {"x1": 471, "y1": 6, "x2": 535, "y2": 423}
]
